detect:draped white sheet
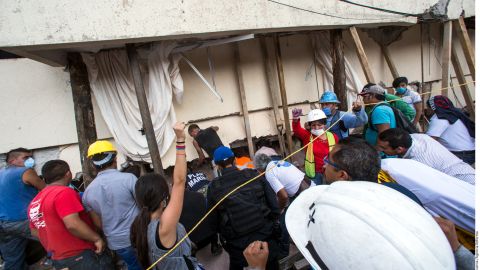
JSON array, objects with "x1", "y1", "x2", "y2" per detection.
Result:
[
  {"x1": 311, "y1": 32, "x2": 364, "y2": 106},
  {"x1": 82, "y1": 42, "x2": 182, "y2": 162}
]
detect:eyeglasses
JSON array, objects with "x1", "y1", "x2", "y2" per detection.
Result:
[{"x1": 323, "y1": 156, "x2": 343, "y2": 171}]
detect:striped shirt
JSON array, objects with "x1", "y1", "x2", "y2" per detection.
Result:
[{"x1": 403, "y1": 134, "x2": 475, "y2": 185}]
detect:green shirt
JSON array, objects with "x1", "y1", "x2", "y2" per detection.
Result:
[{"x1": 365, "y1": 94, "x2": 416, "y2": 122}]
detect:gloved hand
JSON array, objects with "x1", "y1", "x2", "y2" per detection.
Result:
[{"x1": 292, "y1": 108, "x2": 302, "y2": 120}]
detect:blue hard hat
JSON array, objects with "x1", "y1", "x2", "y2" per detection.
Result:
[
  {"x1": 319, "y1": 91, "x2": 340, "y2": 104},
  {"x1": 213, "y1": 146, "x2": 234, "y2": 163}
]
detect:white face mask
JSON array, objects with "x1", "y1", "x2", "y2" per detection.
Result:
[{"x1": 311, "y1": 128, "x2": 325, "y2": 137}]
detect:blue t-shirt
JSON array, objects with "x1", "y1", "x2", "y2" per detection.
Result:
[
  {"x1": 365, "y1": 103, "x2": 396, "y2": 145},
  {"x1": 0, "y1": 166, "x2": 38, "y2": 221}
]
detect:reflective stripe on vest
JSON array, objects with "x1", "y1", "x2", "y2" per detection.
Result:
[{"x1": 305, "y1": 132, "x2": 336, "y2": 178}]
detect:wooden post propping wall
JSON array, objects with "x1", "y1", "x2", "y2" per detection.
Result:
[
  {"x1": 454, "y1": 16, "x2": 475, "y2": 81},
  {"x1": 68, "y1": 52, "x2": 98, "y2": 185},
  {"x1": 233, "y1": 43, "x2": 255, "y2": 159},
  {"x1": 441, "y1": 21, "x2": 452, "y2": 96},
  {"x1": 126, "y1": 44, "x2": 164, "y2": 175},
  {"x1": 273, "y1": 34, "x2": 294, "y2": 156},
  {"x1": 451, "y1": 47, "x2": 475, "y2": 119},
  {"x1": 260, "y1": 36, "x2": 287, "y2": 157},
  {"x1": 331, "y1": 29, "x2": 348, "y2": 111},
  {"x1": 380, "y1": 44, "x2": 399, "y2": 79},
  {"x1": 349, "y1": 27, "x2": 375, "y2": 83}
]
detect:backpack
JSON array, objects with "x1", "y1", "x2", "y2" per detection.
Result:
[
  {"x1": 211, "y1": 169, "x2": 271, "y2": 239},
  {"x1": 369, "y1": 103, "x2": 418, "y2": 134}
]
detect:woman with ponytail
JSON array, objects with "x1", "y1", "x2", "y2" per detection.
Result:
[{"x1": 130, "y1": 122, "x2": 202, "y2": 269}]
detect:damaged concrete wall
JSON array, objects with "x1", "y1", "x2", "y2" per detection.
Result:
[
  {"x1": 1, "y1": 0, "x2": 449, "y2": 49},
  {"x1": 0, "y1": 23, "x2": 475, "y2": 170}
]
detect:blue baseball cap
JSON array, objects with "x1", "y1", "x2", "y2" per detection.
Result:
[{"x1": 213, "y1": 146, "x2": 234, "y2": 163}]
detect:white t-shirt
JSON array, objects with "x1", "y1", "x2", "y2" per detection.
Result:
[
  {"x1": 426, "y1": 114, "x2": 475, "y2": 151},
  {"x1": 265, "y1": 160, "x2": 305, "y2": 197},
  {"x1": 404, "y1": 134, "x2": 475, "y2": 185},
  {"x1": 400, "y1": 89, "x2": 422, "y2": 110},
  {"x1": 381, "y1": 159, "x2": 475, "y2": 233}
]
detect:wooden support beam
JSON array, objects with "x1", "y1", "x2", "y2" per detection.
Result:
[
  {"x1": 441, "y1": 21, "x2": 452, "y2": 96},
  {"x1": 233, "y1": 43, "x2": 255, "y2": 159},
  {"x1": 331, "y1": 29, "x2": 348, "y2": 111},
  {"x1": 126, "y1": 44, "x2": 164, "y2": 175},
  {"x1": 67, "y1": 52, "x2": 98, "y2": 185},
  {"x1": 349, "y1": 27, "x2": 375, "y2": 83},
  {"x1": 451, "y1": 47, "x2": 475, "y2": 119},
  {"x1": 260, "y1": 36, "x2": 287, "y2": 157},
  {"x1": 274, "y1": 34, "x2": 294, "y2": 156},
  {"x1": 380, "y1": 44, "x2": 399, "y2": 79},
  {"x1": 454, "y1": 17, "x2": 475, "y2": 81}
]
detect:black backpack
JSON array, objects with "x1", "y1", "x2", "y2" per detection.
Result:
[
  {"x1": 369, "y1": 103, "x2": 418, "y2": 134},
  {"x1": 211, "y1": 170, "x2": 271, "y2": 239}
]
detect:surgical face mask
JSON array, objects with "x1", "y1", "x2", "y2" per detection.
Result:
[
  {"x1": 396, "y1": 87, "x2": 407, "y2": 95},
  {"x1": 24, "y1": 157, "x2": 35, "y2": 168},
  {"x1": 311, "y1": 128, "x2": 325, "y2": 137},
  {"x1": 322, "y1": 107, "x2": 332, "y2": 117}
]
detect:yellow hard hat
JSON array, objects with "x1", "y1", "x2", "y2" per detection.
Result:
[{"x1": 87, "y1": 140, "x2": 117, "y2": 157}]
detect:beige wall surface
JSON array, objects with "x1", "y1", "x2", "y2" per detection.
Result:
[{"x1": 0, "y1": 23, "x2": 475, "y2": 169}]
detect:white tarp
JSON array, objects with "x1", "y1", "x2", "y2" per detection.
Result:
[
  {"x1": 82, "y1": 42, "x2": 182, "y2": 162},
  {"x1": 311, "y1": 32, "x2": 364, "y2": 105}
]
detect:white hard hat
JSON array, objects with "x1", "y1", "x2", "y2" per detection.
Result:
[
  {"x1": 306, "y1": 109, "x2": 327, "y2": 123},
  {"x1": 286, "y1": 181, "x2": 454, "y2": 270}
]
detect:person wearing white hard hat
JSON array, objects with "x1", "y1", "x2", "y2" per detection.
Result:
[
  {"x1": 291, "y1": 108, "x2": 338, "y2": 185},
  {"x1": 285, "y1": 181, "x2": 456, "y2": 270}
]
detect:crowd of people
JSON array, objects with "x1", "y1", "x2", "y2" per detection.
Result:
[{"x1": 0, "y1": 76, "x2": 475, "y2": 270}]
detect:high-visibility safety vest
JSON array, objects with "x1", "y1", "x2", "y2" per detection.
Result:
[
  {"x1": 305, "y1": 132, "x2": 335, "y2": 178},
  {"x1": 377, "y1": 169, "x2": 397, "y2": 184}
]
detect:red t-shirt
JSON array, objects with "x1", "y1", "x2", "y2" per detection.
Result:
[
  {"x1": 28, "y1": 185, "x2": 96, "y2": 260},
  {"x1": 292, "y1": 119, "x2": 339, "y2": 173}
]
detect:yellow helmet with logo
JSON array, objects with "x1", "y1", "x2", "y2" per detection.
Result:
[{"x1": 87, "y1": 140, "x2": 117, "y2": 158}]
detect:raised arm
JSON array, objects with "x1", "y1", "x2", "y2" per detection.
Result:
[
  {"x1": 340, "y1": 101, "x2": 368, "y2": 128},
  {"x1": 159, "y1": 122, "x2": 187, "y2": 248},
  {"x1": 291, "y1": 108, "x2": 310, "y2": 141}
]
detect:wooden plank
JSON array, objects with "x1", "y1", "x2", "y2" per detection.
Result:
[
  {"x1": 126, "y1": 44, "x2": 164, "y2": 175},
  {"x1": 349, "y1": 27, "x2": 375, "y2": 83},
  {"x1": 274, "y1": 34, "x2": 294, "y2": 156},
  {"x1": 67, "y1": 52, "x2": 98, "y2": 185},
  {"x1": 260, "y1": 36, "x2": 287, "y2": 157},
  {"x1": 441, "y1": 21, "x2": 452, "y2": 96},
  {"x1": 331, "y1": 29, "x2": 348, "y2": 111},
  {"x1": 454, "y1": 17, "x2": 475, "y2": 81},
  {"x1": 233, "y1": 43, "x2": 255, "y2": 159},
  {"x1": 451, "y1": 47, "x2": 475, "y2": 119},
  {"x1": 380, "y1": 44, "x2": 399, "y2": 79}
]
